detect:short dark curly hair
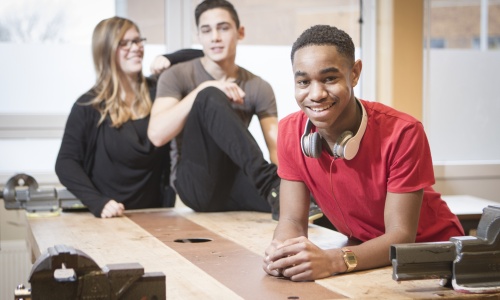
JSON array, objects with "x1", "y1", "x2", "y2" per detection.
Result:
[
  {"x1": 195, "y1": 0, "x2": 240, "y2": 29},
  {"x1": 291, "y1": 25, "x2": 355, "y2": 65}
]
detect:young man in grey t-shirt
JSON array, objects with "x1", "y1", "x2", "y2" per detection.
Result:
[{"x1": 148, "y1": 0, "x2": 321, "y2": 220}]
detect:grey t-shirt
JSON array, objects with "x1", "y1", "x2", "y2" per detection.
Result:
[{"x1": 156, "y1": 58, "x2": 278, "y2": 186}]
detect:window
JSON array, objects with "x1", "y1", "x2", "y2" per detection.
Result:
[
  {"x1": 424, "y1": 0, "x2": 500, "y2": 161},
  {"x1": 188, "y1": 0, "x2": 361, "y2": 47},
  {"x1": 0, "y1": 0, "x2": 115, "y2": 179},
  {"x1": 428, "y1": 0, "x2": 500, "y2": 50},
  {"x1": 473, "y1": 36, "x2": 500, "y2": 48},
  {"x1": 429, "y1": 38, "x2": 446, "y2": 48}
]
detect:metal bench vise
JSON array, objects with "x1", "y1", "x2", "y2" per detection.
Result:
[
  {"x1": 16, "y1": 244, "x2": 165, "y2": 300},
  {"x1": 1, "y1": 173, "x2": 84, "y2": 213},
  {"x1": 391, "y1": 205, "x2": 500, "y2": 294}
]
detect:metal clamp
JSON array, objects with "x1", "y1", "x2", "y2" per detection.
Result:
[
  {"x1": 25, "y1": 245, "x2": 165, "y2": 300},
  {"x1": 1, "y1": 173, "x2": 84, "y2": 213},
  {"x1": 391, "y1": 205, "x2": 500, "y2": 293}
]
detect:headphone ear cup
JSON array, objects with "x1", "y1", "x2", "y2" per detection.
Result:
[
  {"x1": 333, "y1": 131, "x2": 353, "y2": 159},
  {"x1": 301, "y1": 129, "x2": 309, "y2": 157},
  {"x1": 343, "y1": 136, "x2": 361, "y2": 160},
  {"x1": 301, "y1": 130, "x2": 322, "y2": 158},
  {"x1": 301, "y1": 119, "x2": 322, "y2": 158},
  {"x1": 308, "y1": 132, "x2": 322, "y2": 158}
]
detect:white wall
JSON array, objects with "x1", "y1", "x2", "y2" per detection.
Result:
[
  {"x1": 0, "y1": 43, "x2": 167, "y2": 182},
  {"x1": 422, "y1": 49, "x2": 500, "y2": 202},
  {"x1": 424, "y1": 49, "x2": 500, "y2": 162}
]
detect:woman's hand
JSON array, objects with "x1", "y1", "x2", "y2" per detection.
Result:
[
  {"x1": 150, "y1": 55, "x2": 172, "y2": 76},
  {"x1": 101, "y1": 199, "x2": 125, "y2": 218}
]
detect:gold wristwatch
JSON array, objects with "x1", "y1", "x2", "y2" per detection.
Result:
[{"x1": 341, "y1": 247, "x2": 357, "y2": 272}]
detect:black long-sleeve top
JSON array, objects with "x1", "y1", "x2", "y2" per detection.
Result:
[{"x1": 55, "y1": 49, "x2": 204, "y2": 217}]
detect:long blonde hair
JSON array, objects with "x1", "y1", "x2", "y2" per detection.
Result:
[{"x1": 88, "y1": 16, "x2": 151, "y2": 128}]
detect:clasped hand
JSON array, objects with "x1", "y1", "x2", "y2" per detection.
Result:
[
  {"x1": 263, "y1": 236, "x2": 338, "y2": 281},
  {"x1": 101, "y1": 199, "x2": 125, "y2": 218},
  {"x1": 206, "y1": 80, "x2": 245, "y2": 104}
]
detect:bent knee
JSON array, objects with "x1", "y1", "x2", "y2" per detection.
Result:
[
  {"x1": 179, "y1": 196, "x2": 212, "y2": 212},
  {"x1": 194, "y1": 86, "x2": 228, "y2": 107}
]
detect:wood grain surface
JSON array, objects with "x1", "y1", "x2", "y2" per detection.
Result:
[{"x1": 26, "y1": 207, "x2": 500, "y2": 299}]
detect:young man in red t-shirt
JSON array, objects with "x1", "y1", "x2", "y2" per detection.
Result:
[{"x1": 263, "y1": 25, "x2": 464, "y2": 281}]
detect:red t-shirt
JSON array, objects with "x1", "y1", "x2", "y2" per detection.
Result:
[{"x1": 278, "y1": 99, "x2": 464, "y2": 242}]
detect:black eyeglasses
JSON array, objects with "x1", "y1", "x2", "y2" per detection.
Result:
[{"x1": 119, "y1": 37, "x2": 146, "y2": 50}]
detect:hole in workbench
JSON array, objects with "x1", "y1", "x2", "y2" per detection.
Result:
[{"x1": 174, "y1": 238, "x2": 213, "y2": 243}]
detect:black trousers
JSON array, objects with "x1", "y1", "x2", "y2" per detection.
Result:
[{"x1": 174, "y1": 87, "x2": 279, "y2": 212}]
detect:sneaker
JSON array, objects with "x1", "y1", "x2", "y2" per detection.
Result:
[
  {"x1": 267, "y1": 187, "x2": 324, "y2": 222},
  {"x1": 267, "y1": 187, "x2": 280, "y2": 221}
]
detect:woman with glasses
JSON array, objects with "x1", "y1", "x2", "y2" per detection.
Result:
[{"x1": 55, "y1": 17, "x2": 202, "y2": 218}]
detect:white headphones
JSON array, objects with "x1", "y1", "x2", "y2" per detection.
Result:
[{"x1": 300, "y1": 98, "x2": 368, "y2": 160}]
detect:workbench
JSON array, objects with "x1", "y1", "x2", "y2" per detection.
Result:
[
  {"x1": 442, "y1": 195, "x2": 500, "y2": 235},
  {"x1": 26, "y1": 207, "x2": 500, "y2": 299}
]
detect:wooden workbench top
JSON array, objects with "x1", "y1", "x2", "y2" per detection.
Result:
[{"x1": 26, "y1": 207, "x2": 499, "y2": 299}]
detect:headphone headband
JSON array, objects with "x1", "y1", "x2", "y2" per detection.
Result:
[
  {"x1": 342, "y1": 98, "x2": 368, "y2": 160},
  {"x1": 300, "y1": 98, "x2": 368, "y2": 160}
]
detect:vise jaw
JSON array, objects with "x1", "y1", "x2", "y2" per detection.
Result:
[
  {"x1": 26, "y1": 245, "x2": 165, "y2": 300},
  {"x1": 391, "y1": 205, "x2": 500, "y2": 294},
  {"x1": 2, "y1": 173, "x2": 59, "y2": 212},
  {"x1": 1, "y1": 173, "x2": 84, "y2": 213}
]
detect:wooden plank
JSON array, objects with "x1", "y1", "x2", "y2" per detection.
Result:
[
  {"x1": 27, "y1": 211, "x2": 241, "y2": 299},
  {"x1": 175, "y1": 206, "x2": 352, "y2": 255},
  {"x1": 128, "y1": 210, "x2": 345, "y2": 299},
  {"x1": 174, "y1": 208, "x2": 500, "y2": 299}
]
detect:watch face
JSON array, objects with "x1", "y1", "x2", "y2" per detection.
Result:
[
  {"x1": 342, "y1": 248, "x2": 357, "y2": 271},
  {"x1": 346, "y1": 254, "x2": 357, "y2": 265}
]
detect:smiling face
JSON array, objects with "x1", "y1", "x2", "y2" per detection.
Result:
[
  {"x1": 293, "y1": 45, "x2": 361, "y2": 138},
  {"x1": 197, "y1": 8, "x2": 244, "y2": 63},
  {"x1": 117, "y1": 27, "x2": 144, "y2": 78}
]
